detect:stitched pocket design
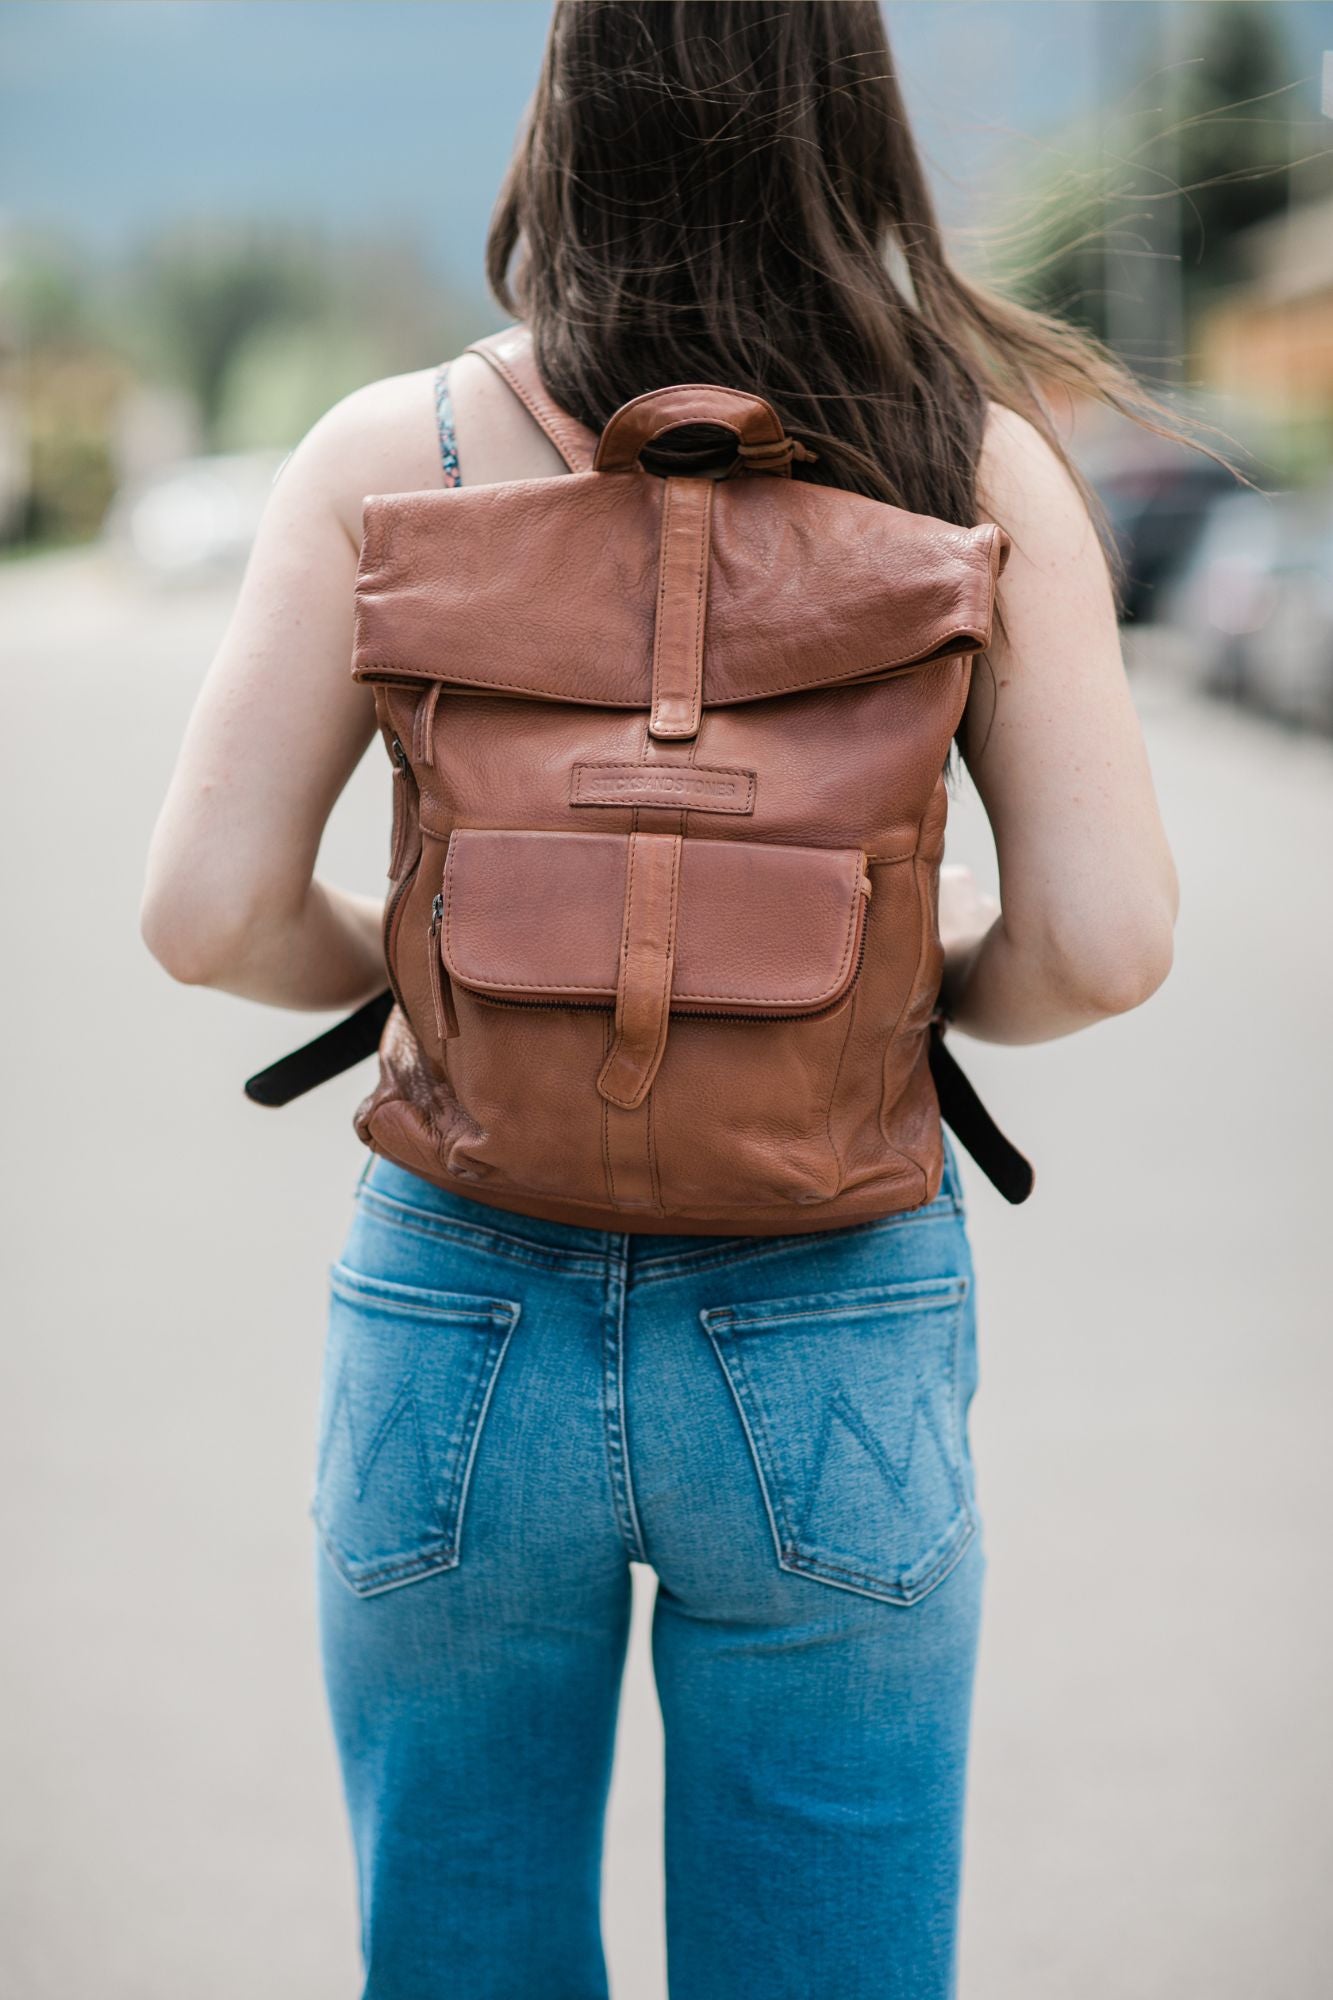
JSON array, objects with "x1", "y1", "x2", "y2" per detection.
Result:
[
  {"x1": 701, "y1": 1275, "x2": 974, "y2": 1605},
  {"x1": 312, "y1": 1263, "x2": 519, "y2": 1596}
]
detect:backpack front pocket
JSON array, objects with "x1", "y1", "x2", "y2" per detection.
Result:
[
  {"x1": 701, "y1": 1275, "x2": 975, "y2": 1604},
  {"x1": 432, "y1": 825, "x2": 873, "y2": 1209},
  {"x1": 312, "y1": 1264, "x2": 519, "y2": 1597}
]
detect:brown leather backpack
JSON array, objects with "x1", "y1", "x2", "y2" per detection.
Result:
[{"x1": 247, "y1": 327, "x2": 1033, "y2": 1230}]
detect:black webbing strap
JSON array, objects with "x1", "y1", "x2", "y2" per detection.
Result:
[
  {"x1": 928, "y1": 1018, "x2": 1034, "y2": 1205},
  {"x1": 243, "y1": 989, "x2": 394, "y2": 1108},
  {"x1": 243, "y1": 990, "x2": 1035, "y2": 1204}
]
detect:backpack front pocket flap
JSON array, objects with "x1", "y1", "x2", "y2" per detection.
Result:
[{"x1": 440, "y1": 828, "x2": 871, "y2": 1017}]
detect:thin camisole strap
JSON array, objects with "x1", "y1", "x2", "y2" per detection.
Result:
[{"x1": 433, "y1": 361, "x2": 462, "y2": 488}]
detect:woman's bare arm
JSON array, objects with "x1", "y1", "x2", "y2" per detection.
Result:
[
  {"x1": 140, "y1": 368, "x2": 442, "y2": 1010},
  {"x1": 942, "y1": 404, "x2": 1180, "y2": 1043}
]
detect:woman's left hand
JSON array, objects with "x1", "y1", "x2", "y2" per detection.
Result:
[{"x1": 938, "y1": 863, "x2": 1000, "y2": 1015}]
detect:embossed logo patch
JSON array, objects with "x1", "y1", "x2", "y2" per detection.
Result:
[{"x1": 570, "y1": 762, "x2": 756, "y2": 814}]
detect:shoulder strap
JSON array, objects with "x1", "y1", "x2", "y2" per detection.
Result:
[{"x1": 464, "y1": 325, "x2": 598, "y2": 474}]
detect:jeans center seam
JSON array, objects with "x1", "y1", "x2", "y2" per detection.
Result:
[{"x1": 602, "y1": 1233, "x2": 648, "y2": 1562}]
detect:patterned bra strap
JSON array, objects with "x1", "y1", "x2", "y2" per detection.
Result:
[
  {"x1": 464, "y1": 325, "x2": 598, "y2": 474},
  {"x1": 433, "y1": 362, "x2": 461, "y2": 488}
]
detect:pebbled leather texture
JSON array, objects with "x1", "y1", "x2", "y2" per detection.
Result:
[{"x1": 351, "y1": 325, "x2": 1011, "y2": 1234}]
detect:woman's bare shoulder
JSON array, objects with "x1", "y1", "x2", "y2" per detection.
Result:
[
  {"x1": 976, "y1": 397, "x2": 1105, "y2": 568},
  {"x1": 274, "y1": 364, "x2": 448, "y2": 546},
  {"x1": 280, "y1": 348, "x2": 569, "y2": 537}
]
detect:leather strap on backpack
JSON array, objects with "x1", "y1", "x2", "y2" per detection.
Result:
[
  {"x1": 596, "y1": 832, "x2": 684, "y2": 1110},
  {"x1": 463, "y1": 326, "x2": 598, "y2": 474},
  {"x1": 648, "y1": 477, "x2": 713, "y2": 739}
]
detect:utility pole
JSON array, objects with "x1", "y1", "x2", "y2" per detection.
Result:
[{"x1": 1097, "y1": 0, "x2": 1187, "y2": 393}]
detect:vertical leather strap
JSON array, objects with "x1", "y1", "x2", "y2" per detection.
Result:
[
  {"x1": 649, "y1": 475, "x2": 713, "y2": 740},
  {"x1": 464, "y1": 326, "x2": 598, "y2": 475},
  {"x1": 601, "y1": 1078, "x2": 658, "y2": 1210},
  {"x1": 596, "y1": 832, "x2": 683, "y2": 1111},
  {"x1": 413, "y1": 681, "x2": 442, "y2": 767}
]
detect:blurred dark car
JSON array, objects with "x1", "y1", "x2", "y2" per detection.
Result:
[
  {"x1": 1162, "y1": 483, "x2": 1333, "y2": 735},
  {"x1": 1078, "y1": 430, "x2": 1243, "y2": 625}
]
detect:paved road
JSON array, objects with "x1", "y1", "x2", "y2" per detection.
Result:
[{"x1": 3, "y1": 552, "x2": 1330, "y2": 2000}]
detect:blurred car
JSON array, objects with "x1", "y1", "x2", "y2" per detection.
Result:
[
  {"x1": 102, "y1": 449, "x2": 288, "y2": 584},
  {"x1": 1162, "y1": 482, "x2": 1333, "y2": 734},
  {"x1": 1077, "y1": 429, "x2": 1243, "y2": 625}
]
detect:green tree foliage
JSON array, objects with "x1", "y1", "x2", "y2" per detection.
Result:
[
  {"x1": 123, "y1": 224, "x2": 327, "y2": 434},
  {"x1": 114, "y1": 224, "x2": 484, "y2": 449},
  {"x1": 2, "y1": 223, "x2": 488, "y2": 547}
]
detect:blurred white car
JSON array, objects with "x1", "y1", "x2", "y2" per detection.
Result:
[
  {"x1": 1163, "y1": 483, "x2": 1333, "y2": 735},
  {"x1": 102, "y1": 449, "x2": 289, "y2": 584}
]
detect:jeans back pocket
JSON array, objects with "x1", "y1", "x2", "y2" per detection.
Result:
[
  {"x1": 701, "y1": 1274, "x2": 975, "y2": 1606},
  {"x1": 313, "y1": 1263, "x2": 520, "y2": 1597}
]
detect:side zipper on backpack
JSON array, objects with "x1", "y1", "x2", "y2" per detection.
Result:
[
  {"x1": 380, "y1": 734, "x2": 418, "y2": 1021},
  {"x1": 381, "y1": 871, "x2": 414, "y2": 1021},
  {"x1": 428, "y1": 893, "x2": 459, "y2": 1042}
]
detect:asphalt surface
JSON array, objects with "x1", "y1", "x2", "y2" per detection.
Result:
[{"x1": 2, "y1": 551, "x2": 1330, "y2": 1999}]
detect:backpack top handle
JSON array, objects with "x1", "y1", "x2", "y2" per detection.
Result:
[{"x1": 593, "y1": 384, "x2": 818, "y2": 477}]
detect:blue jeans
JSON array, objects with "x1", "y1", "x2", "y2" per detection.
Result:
[{"x1": 314, "y1": 1138, "x2": 984, "y2": 2000}]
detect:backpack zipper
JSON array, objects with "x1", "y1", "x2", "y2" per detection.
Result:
[
  {"x1": 382, "y1": 867, "x2": 414, "y2": 1018},
  {"x1": 380, "y1": 734, "x2": 416, "y2": 1017},
  {"x1": 428, "y1": 892, "x2": 459, "y2": 1040}
]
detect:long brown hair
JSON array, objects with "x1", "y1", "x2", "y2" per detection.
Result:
[{"x1": 488, "y1": 0, "x2": 1248, "y2": 620}]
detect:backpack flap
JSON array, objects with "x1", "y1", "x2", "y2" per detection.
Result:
[{"x1": 352, "y1": 474, "x2": 1008, "y2": 711}]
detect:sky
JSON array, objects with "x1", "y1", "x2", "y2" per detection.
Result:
[{"x1": 3, "y1": 1, "x2": 1331, "y2": 302}]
